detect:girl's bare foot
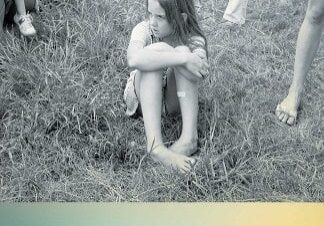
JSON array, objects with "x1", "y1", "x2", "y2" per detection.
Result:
[
  {"x1": 169, "y1": 139, "x2": 198, "y2": 157},
  {"x1": 150, "y1": 145, "x2": 196, "y2": 173},
  {"x1": 276, "y1": 91, "x2": 301, "y2": 125}
]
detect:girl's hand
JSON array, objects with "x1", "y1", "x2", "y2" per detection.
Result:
[
  {"x1": 193, "y1": 49, "x2": 209, "y2": 78},
  {"x1": 185, "y1": 52, "x2": 209, "y2": 79},
  {"x1": 193, "y1": 48, "x2": 207, "y2": 60}
]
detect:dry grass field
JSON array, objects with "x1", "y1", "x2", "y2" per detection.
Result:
[{"x1": 0, "y1": 0, "x2": 323, "y2": 201}]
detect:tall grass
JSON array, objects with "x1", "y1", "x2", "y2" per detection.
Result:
[{"x1": 0, "y1": 0, "x2": 323, "y2": 201}]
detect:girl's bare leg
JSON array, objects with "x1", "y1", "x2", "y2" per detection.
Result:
[
  {"x1": 168, "y1": 46, "x2": 199, "y2": 157},
  {"x1": 135, "y1": 70, "x2": 196, "y2": 172}
]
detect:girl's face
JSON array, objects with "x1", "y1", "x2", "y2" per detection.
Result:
[{"x1": 148, "y1": 0, "x2": 173, "y2": 39}]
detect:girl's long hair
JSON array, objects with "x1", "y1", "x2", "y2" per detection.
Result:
[{"x1": 146, "y1": 0, "x2": 207, "y2": 48}]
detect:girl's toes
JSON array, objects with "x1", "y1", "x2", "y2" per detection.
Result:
[
  {"x1": 275, "y1": 104, "x2": 282, "y2": 117},
  {"x1": 278, "y1": 112, "x2": 285, "y2": 121},
  {"x1": 287, "y1": 116, "x2": 296, "y2": 125},
  {"x1": 281, "y1": 114, "x2": 289, "y2": 123}
]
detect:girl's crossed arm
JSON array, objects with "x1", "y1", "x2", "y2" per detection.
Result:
[{"x1": 127, "y1": 41, "x2": 208, "y2": 79}]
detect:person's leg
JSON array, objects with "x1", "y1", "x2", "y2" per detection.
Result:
[
  {"x1": 14, "y1": 0, "x2": 26, "y2": 15},
  {"x1": 138, "y1": 70, "x2": 165, "y2": 149},
  {"x1": 13, "y1": 0, "x2": 36, "y2": 36},
  {"x1": 0, "y1": 0, "x2": 5, "y2": 33},
  {"x1": 134, "y1": 69, "x2": 196, "y2": 173},
  {"x1": 167, "y1": 46, "x2": 199, "y2": 157},
  {"x1": 223, "y1": 0, "x2": 249, "y2": 25},
  {"x1": 5, "y1": 0, "x2": 35, "y2": 22},
  {"x1": 276, "y1": 0, "x2": 324, "y2": 125}
]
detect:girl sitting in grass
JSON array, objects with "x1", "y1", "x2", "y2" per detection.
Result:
[{"x1": 124, "y1": 0, "x2": 209, "y2": 173}]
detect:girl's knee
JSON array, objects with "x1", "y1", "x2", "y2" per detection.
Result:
[{"x1": 174, "y1": 67, "x2": 199, "y2": 83}]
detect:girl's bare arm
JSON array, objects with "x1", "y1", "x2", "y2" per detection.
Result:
[{"x1": 127, "y1": 41, "x2": 205, "y2": 75}]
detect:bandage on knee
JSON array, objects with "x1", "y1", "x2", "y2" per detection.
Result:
[{"x1": 177, "y1": 91, "x2": 186, "y2": 97}]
